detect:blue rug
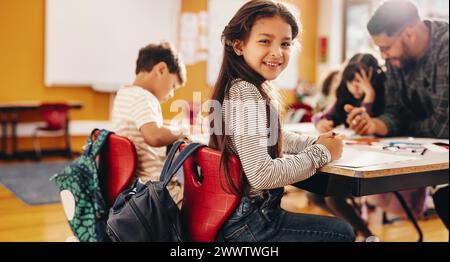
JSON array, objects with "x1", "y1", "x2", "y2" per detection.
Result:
[{"x1": 0, "y1": 161, "x2": 70, "y2": 205}]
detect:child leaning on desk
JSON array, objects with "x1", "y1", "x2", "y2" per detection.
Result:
[
  {"x1": 309, "y1": 53, "x2": 386, "y2": 240},
  {"x1": 312, "y1": 53, "x2": 385, "y2": 133},
  {"x1": 308, "y1": 54, "x2": 427, "y2": 240},
  {"x1": 111, "y1": 42, "x2": 188, "y2": 208}
]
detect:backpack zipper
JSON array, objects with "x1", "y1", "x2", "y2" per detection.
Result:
[
  {"x1": 129, "y1": 199, "x2": 155, "y2": 240},
  {"x1": 106, "y1": 225, "x2": 122, "y2": 242}
]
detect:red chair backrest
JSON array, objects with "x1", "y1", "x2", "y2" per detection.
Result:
[
  {"x1": 94, "y1": 130, "x2": 137, "y2": 207},
  {"x1": 39, "y1": 103, "x2": 70, "y2": 130},
  {"x1": 180, "y1": 144, "x2": 242, "y2": 242}
]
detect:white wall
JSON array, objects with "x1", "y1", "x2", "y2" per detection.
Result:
[{"x1": 316, "y1": 0, "x2": 344, "y2": 82}]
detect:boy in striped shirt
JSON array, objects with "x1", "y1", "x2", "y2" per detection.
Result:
[{"x1": 111, "y1": 42, "x2": 187, "y2": 207}]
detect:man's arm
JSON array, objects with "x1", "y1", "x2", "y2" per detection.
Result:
[
  {"x1": 409, "y1": 47, "x2": 449, "y2": 139},
  {"x1": 140, "y1": 122, "x2": 185, "y2": 147},
  {"x1": 371, "y1": 118, "x2": 389, "y2": 136}
]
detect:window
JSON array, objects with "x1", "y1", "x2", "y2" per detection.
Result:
[{"x1": 344, "y1": 0, "x2": 449, "y2": 60}]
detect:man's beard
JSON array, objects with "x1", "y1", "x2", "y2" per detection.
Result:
[
  {"x1": 398, "y1": 57, "x2": 416, "y2": 70},
  {"x1": 392, "y1": 42, "x2": 416, "y2": 70}
]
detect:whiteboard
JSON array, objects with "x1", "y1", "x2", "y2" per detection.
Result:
[{"x1": 45, "y1": 0, "x2": 180, "y2": 92}]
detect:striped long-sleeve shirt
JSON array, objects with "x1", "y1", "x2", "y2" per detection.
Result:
[{"x1": 223, "y1": 80, "x2": 332, "y2": 196}]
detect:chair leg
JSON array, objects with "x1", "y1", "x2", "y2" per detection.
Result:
[
  {"x1": 65, "y1": 127, "x2": 72, "y2": 159},
  {"x1": 32, "y1": 130, "x2": 42, "y2": 160}
]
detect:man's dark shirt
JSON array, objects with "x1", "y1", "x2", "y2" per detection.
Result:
[{"x1": 379, "y1": 20, "x2": 449, "y2": 139}]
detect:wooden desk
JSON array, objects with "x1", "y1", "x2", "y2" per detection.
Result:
[
  {"x1": 294, "y1": 147, "x2": 449, "y2": 196},
  {"x1": 292, "y1": 138, "x2": 448, "y2": 243},
  {"x1": 0, "y1": 101, "x2": 82, "y2": 159},
  {"x1": 284, "y1": 125, "x2": 450, "y2": 195},
  {"x1": 0, "y1": 101, "x2": 82, "y2": 112}
]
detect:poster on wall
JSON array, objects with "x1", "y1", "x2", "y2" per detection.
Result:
[{"x1": 180, "y1": 11, "x2": 208, "y2": 65}]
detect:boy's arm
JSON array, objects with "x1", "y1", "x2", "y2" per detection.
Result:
[{"x1": 140, "y1": 122, "x2": 185, "y2": 147}]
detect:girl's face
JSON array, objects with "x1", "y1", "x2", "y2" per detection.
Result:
[
  {"x1": 235, "y1": 16, "x2": 293, "y2": 81},
  {"x1": 346, "y1": 80, "x2": 364, "y2": 100}
]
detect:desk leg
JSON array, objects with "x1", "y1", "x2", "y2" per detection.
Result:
[
  {"x1": 11, "y1": 112, "x2": 18, "y2": 157},
  {"x1": 394, "y1": 191, "x2": 423, "y2": 242},
  {"x1": 1, "y1": 113, "x2": 7, "y2": 158}
]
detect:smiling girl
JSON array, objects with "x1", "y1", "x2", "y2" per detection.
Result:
[{"x1": 208, "y1": 0, "x2": 355, "y2": 242}]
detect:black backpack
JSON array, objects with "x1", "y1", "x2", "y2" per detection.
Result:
[
  {"x1": 106, "y1": 141, "x2": 205, "y2": 242},
  {"x1": 50, "y1": 129, "x2": 112, "y2": 242}
]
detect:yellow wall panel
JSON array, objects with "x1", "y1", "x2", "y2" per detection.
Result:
[
  {"x1": 0, "y1": 0, "x2": 110, "y2": 121},
  {"x1": 0, "y1": 0, "x2": 110, "y2": 152}
]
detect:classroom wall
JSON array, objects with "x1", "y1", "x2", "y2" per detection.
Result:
[
  {"x1": 162, "y1": 0, "x2": 318, "y2": 118},
  {"x1": 0, "y1": 0, "x2": 110, "y2": 152},
  {"x1": 0, "y1": 0, "x2": 318, "y2": 153}
]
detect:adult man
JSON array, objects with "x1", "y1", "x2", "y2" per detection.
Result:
[
  {"x1": 345, "y1": 0, "x2": 448, "y2": 139},
  {"x1": 345, "y1": 0, "x2": 449, "y2": 230}
]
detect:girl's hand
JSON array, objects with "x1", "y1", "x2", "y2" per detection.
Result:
[
  {"x1": 354, "y1": 69, "x2": 375, "y2": 103},
  {"x1": 315, "y1": 119, "x2": 334, "y2": 133},
  {"x1": 316, "y1": 132, "x2": 344, "y2": 161}
]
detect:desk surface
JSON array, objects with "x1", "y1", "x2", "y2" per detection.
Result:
[
  {"x1": 0, "y1": 101, "x2": 83, "y2": 111},
  {"x1": 320, "y1": 146, "x2": 448, "y2": 179},
  {"x1": 284, "y1": 123, "x2": 449, "y2": 177},
  {"x1": 285, "y1": 123, "x2": 449, "y2": 196},
  {"x1": 190, "y1": 123, "x2": 449, "y2": 179}
]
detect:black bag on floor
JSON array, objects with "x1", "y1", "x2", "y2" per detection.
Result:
[{"x1": 106, "y1": 141, "x2": 205, "y2": 242}]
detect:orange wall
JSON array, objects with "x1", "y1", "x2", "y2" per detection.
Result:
[
  {"x1": 162, "y1": 0, "x2": 318, "y2": 118},
  {"x1": 0, "y1": 0, "x2": 110, "y2": 119},
  {"x1": 0, "y1": 0, "x2": 110, "y2": 152},
  {"x1": 0, "y1": 0, "x2": 317, "y2": 120}
]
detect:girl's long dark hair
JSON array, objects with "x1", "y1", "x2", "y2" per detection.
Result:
[
  {"x1": 332, "y1": 53, "x2": 386, "y2": 126},
  {"x1": 208, "y1": 0, "x2": 300, "y2": 196}
]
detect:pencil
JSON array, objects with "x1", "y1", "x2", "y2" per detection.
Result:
[{"x1": 421, "y1": 148, "x2": 428, "y2": 155}]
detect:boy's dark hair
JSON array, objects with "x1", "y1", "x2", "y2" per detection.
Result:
[
  {"x1": 209, "y1": 0, "x2": 300, "y2": 196},
  {"x1": 333, "y1": 53, "x2": 386, "y2": 126},
  {"x1": 135, "y1": 42, "x2": 186, "y2": 85},
  {"x1": 367, "y1": 0, "x2": 420, "y2": 37}
]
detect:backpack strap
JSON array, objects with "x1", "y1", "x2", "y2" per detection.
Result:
[
  {"x1": 82, "y1": 129, "x2": 98, "y2": 156},
  {"x1": 161, "y1": 143, "x2": 206, "y2": 187},
  {"x1": 87, "y1": 129, "x2": 113, "y2": 157},
  {"x1": 160, "y1": 140, "x2": 185, "y2": 180}
]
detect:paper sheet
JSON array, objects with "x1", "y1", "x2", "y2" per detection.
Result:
[{"x1": 329, "y1": 148, "x2": 420, "y2": 168}]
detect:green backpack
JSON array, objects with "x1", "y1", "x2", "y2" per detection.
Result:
[{"x1": 50, "y1": 129, "x2": 112, "y2": 242}]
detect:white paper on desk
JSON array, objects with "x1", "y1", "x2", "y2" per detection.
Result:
[
  {"x1": 329, "y1": 148, "x2": 420, "y2": 168},
  {"x1": 332, "y1": 125, "x2": 355, "y2": 137}
]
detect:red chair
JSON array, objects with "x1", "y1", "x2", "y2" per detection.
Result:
[
  {"x1": 180, "y1": 144, "x2": 243, "y2": 242},
  {"x1": 94, "y1": 130, "x2": 137, "y2": 207},
  {"x1": 32, "y1": 103, "x2": 71, "y2": 159}
]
